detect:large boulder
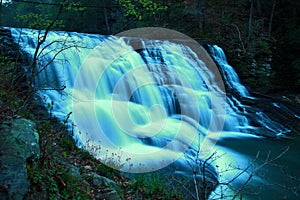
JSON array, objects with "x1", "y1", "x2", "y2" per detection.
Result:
[{"x1": 0, "y1": 117, "x2": 40, "y2": 199}]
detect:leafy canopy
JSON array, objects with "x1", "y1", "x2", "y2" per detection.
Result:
[{"x1": 117, "y1": 0, "x2": 167, "y2": 20}]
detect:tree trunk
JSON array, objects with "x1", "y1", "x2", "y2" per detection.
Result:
[
  {"x1": 0, "y1": 0, "x2": 2, "y2": 26},
  {"x1": 197, "y1": 0, "x2": 204, "y2": 30},
  {"x1": 256, "y1": 0, "x2": 262, "y2": 16},
  {"x1": 247, "y1": 0, "x2": 254, "y2": 52},
  {"x1": 102, "y1": 0, "x2": 110, "y2": 34},
  {"x1": 268, "y1": 0, "x2": 276, "y2": 37}
]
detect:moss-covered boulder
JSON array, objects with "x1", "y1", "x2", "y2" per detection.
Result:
[{"x1": 0, "y1": 117, "x2": 40, "y2": 199}]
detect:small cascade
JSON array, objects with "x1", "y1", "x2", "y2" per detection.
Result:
[
  {"x1": 208, "y1": 44, "x2": 250, "y2": 97},
  {"x1": 205, "y1": 44, "x2": 295, "y2": 136}
]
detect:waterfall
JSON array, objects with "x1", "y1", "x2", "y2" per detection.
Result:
[
  {"x1": 8, "y1": 27, "x2": 300, "y2": 199},
  {"x1": 8, "y1": 28, "x2": 253, "y2": 166},
  {"x1": 206, "y1": 44, "x2": 291, "y2": 136},
  {"x1": 208, "y1": 44, "x2": 249, "y2": 97},
  {"x1": 11, "y1": 28, "x2": 235, "y2": 172}
]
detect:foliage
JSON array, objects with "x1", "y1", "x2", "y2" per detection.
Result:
[
  {"x1": 126, "y1": 173, "x2": 183, "y2": 199},
  {"x1": 0, "y1": 31, "x2": 30, "y2": 116},
  {"x1": 25, "y1": 110, "x2": 184, "y2": 199},
  {"x1": 16, "y1": 7, "x2": 64, "y2": 30},
  {"x1": 271, "y1": 0, "x2": 300, "y2": 92},
  {"x1": 25, "y1": 119, "x2": 89, "y2": 199},
  {"x1": 116, "y1": 0, "x2": 167, "y2": 20}
]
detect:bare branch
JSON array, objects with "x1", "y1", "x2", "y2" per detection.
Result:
[
  {"x1": 231, "y1": 147, "x2": 289, "y2": 199},
  {"x1": 231, "y1": 23, "x2": 246, "y2": 53},
  {"x1": 29, "y1": 0, "x2": 68, "y2": 85},
  {"x1": 35, "y1": 44, "x2": 78, "y2": 77}
]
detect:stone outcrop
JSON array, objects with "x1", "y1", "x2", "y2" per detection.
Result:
[
  {"x1": 0, "y1": 116, "x2": 122, "y2": 200},
  {"x1": 83, "y1": 172, "x2": 122, "y2": 200},
  {"x1": 0, "y1": 117, "x2": 40, "y2": 199}
]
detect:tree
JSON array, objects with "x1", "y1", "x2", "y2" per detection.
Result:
[
  {"x1": 1, "y1": 0, "x2": 87, "y2": 114},
  {"x1": 247, "y1": 0, "x2": 254, "y2": 53},
  {"x1": 271, "y1": 0, "x2": 300, "y2": 92},
  {"x1": 102, "y1": 0, "x2": 110, "y2": 34},
  {"x1": 197, "y1": 0, "x2": 204, "y2": 30},
  {"x1": 268, "y1": 0, "x2": 276, "y2": 37}
]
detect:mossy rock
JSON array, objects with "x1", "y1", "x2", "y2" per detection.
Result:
[{"x1": 0, "y1": 117, "x2": 40, "y2": 199}]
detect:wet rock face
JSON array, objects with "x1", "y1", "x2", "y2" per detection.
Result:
[
  {"x1": 0, "y1": 28, "x2": 21, "y2": 60},
  {"x1": 0, "y1": 117, "x2": 40, "y2": 199},
  {"x1": 0, "y1": 28, "x2": 30, "y2": 94}
]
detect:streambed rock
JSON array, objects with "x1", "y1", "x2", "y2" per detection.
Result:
[
  {"x1": 0, "y1": 117, "x2": 40, "y2": 199},
  {"x1": 82, "y1": 172, "x2": 121, "y2": 200}
]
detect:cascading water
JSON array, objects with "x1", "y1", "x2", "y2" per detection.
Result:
[
  {"x1": 9, "y1": 27, "x2": 300, "y2": 199},
  {"x1": 206, "y1": 44, "x2": 292, "y2": 136},
  {"x1": 208, "y1": 45, "x2": 249, "y2": 97},
  {"x1": 11, "y1": 27, "x2": 225, "y2": 178}
]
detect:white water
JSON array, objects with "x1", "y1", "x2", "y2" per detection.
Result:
[
  {"x1": 10, "y1": 28, "x2": 299, "y2": 199},
  {"x1": 208, "y1": 45, "x2": 249, "y2": 97}
]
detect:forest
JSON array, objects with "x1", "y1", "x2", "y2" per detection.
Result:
[{"x1": 1, "y1": 0, "x2": 299, "y2": 95}]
